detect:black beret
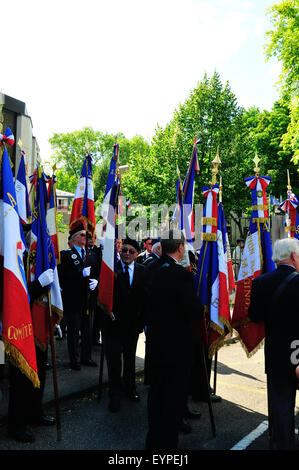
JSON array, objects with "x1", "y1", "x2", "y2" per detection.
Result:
[
  {"x1": 69, "y1": 222, "x2": 85, "y2": 238},
  {"x1": 123, "y1": 237, "x2": 141, "y2": 253}
]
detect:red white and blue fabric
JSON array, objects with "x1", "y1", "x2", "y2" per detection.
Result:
[
  {"x1": 232, "y1": 175, "x2": 275, "y2": 357},
  {"x1": 70, "y1": 153, "x2": 95, "y2": 238},
  {"x1": 98, "y1": 181, "x2": 120, "y2": 316},
  {"x1": 280, "y1": 191, "x2": 299, "y2": 240},
  {"x1": 0, "y1": 127, "x2": 15, "y2": 147},
  {"x1": 102, "y1": 144, "x2": 119, "y2": 225},
  {"x1": 195, "y1": 184, "x2": 232, "y2": 356},
  {"x1": 46, "y1": 174, "x2": 60, "y2": 261},
  {"x1": 245, "y1": 175, "x2": 271, "y2": 219},
  {"x1": 28, "y1": 169, "x2": 63, "y2": 350},
  {"x1": 15, "y1": 151, "x2": 31, "y2": 225},
  {"x1": 218, "y1": 202, "x2": 235, "y2": 292},
  {"x1": 208, "y1": 202, "x2": 233, "y2": 355},
  {"x1": 0, "y1": 139, "x2": 39, "y2": 388}
]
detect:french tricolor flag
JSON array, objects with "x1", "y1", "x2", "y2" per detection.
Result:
[
  {"x1": 232, "y1": 175, "x2": 275, "y2": 357},
  {"x1": 0, "y1": 137, "x2": 40, "y2": 388},
  {"x1": 69, "y1": 153, "x2": 95, "y2": 238},
  {"x1": 280, "y1": 191, "x2": 299, "y2": 240},
  {"x1": 15, "y1": 150, "x2": 31, "y2": 225},
  {"x1": 98, "y1": 181, "x2": 120, "y2": 316}
]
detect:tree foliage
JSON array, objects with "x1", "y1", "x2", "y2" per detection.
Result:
[{"x1": 265, "y1": 0, "x2": 299, "y2": 168}]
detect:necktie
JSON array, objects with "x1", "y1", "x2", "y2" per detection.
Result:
[
  {"x1": 81, "y1": 248, "x2": 86, "y2": 264},
  {"x1": 124, "y1": 264, "x2": 130, "y2": 287}
]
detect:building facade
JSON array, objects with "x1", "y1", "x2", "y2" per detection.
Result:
[{"x1": 0, "y1": 93, "x2": 39, "y2": 178}]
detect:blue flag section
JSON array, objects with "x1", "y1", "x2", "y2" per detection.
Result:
[{"x1": 15, "y1": 150, "x2": 31, "y2": 225}]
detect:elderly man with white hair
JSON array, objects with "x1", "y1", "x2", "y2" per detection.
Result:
[{"x1": 248, "y1": 237, "x2": 299, "y2": 450}]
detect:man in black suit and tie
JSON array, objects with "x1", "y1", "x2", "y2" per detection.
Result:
[
  {"x1": 145, "y1": 229, "x2": 203, "y2": 450},
  {"x1": 103, "y1": 237, "x2": 146, "y2": 412},
  {"x1": 58, "y1": 224, "x2": 100, "y2": 370},
  {"x1": 248, "y1": 237, "x2": 299, "y2": 450}
]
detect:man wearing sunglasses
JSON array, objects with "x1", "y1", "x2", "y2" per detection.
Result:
[
  {"x1": 58, "y1": 223, "x2": 100, "y2": 371},
  {"x1": 103, "y1": 237, "x2": 146, "y2": 412}
]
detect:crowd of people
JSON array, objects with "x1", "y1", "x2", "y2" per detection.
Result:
[{"x1": 2, "y1": 223, "x2": 299, "y2": 450}]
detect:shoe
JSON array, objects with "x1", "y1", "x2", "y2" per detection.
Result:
[
  {"x1": 82, "y1": 359, "x2": 98, "y2": 367},
  {"x1": 126, "y1": 390, "x2": 140, "y2": 402},
  {"x1": 30, "y1": 415, "x2": 56, "y2": 426},
  {"x1": 192, "y1": 393, "x2": 222, "y2": 403},
  {"x1": 210, "y1": 394, "x2": 222, "y2": 403},
  {"x1": 70, "y1": 363, "x2": 81, "y2": 371},
  {"x1": 185, "y1": 407, "x2": 202, "y2": 419},
  {"x1": 179, "y1": 418, "x2": 192, "y2": 434},
  {"x1": 8, "y1": 426, "x2": 35, "y2": 443},
  {"x1": 109, "y1": 396, "x2": 121, "y2": 412}
]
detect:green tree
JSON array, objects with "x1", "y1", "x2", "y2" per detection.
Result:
[
  {"x1": 148, "y1": 72, "x2": 249, "y2": 215},
  {"x1": 265, "y1": 0, "x2": 299, "y2": 167}
]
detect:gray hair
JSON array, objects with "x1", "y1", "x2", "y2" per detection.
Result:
[
  {"x1": 152, "y1": 242, "x2": 161, "y2": 254},
  {"x1": 272, "y1": 238, "x2": 299, "y2": 263}
]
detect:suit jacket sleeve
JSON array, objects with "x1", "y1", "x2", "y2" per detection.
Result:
[{"x1": 248, "y1": 277, "x2": 265, "y2": 323}]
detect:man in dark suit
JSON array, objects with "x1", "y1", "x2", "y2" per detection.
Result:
[
  {"x1": 248, "y1": 237, "x2": 299, "y2": 450},
  {"x1": 103, "y1": 237, "x2": 146, "y2": 412},
  {"x1": 136, "y1": 237, "x2": 153, "y2": 264},
  {"x1": 145, "y1": 229, "x2": 203, "y2": 450},
  {"x1": 58, "y1": 224, "x2": 100, "y2": 370},
  {"x1": 143, "y1": 241, "x2": 161, "y2": 266}
]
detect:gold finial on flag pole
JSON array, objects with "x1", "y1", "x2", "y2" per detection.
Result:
[
  {"x1": 211, "y1": 148, "x2": 221, "y2": 185},
  {"x1": 287, "y1": 169, "x2": 292, "y2": 191},
  {"x1": 253, "y1": 152, "x2": 260, "y2": 176}
]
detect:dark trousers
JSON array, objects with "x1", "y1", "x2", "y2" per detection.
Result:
[
  {"x1": 267, "y1": 372, "x2": 297, "y2": 450},
  {"x1": 8, "y1": 347, "x2": 47, "y2": 432},
  {"x1": 66, "y1": 307, "x2": 94, "y2": 366},
  {"x1": 104, "y1": 329, "x2": 139, "y2": 397},
  {"x1": 146, "y1": 361, "x2": 190, "y2": 450}
]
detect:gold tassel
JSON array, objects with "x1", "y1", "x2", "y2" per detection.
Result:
[{"x1": 3, "y1": 339, "x2": 40, "y2": 388}]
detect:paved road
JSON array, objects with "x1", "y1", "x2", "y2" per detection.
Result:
[{"x1": 0, "y1": 339, "x2": 298, "y2": 456}]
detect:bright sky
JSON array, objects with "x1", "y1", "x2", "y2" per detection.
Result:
[{"x1": 2, "y1": 0, "x2": 281, "y2": 161}]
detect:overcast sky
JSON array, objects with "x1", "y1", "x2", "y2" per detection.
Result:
[{"x1": 1, "y1": 0, "x2": 281, "y2": 161}]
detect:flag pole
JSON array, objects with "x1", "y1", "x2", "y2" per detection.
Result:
[
  {"x1": 47, "y1": 289, "x2": 62, "y2": 441},
  {"x1": 98, "y1": 142, "x2": 120, "y2": 401},
  {"x1": 211, "y1": 150, "x2": 221, "y2": 398}
]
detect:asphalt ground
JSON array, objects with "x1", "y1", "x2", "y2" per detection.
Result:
[{"x1": 0, "y1": 335, "x2": 298, "y2": 460}]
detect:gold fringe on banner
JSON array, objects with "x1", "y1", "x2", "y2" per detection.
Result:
[
  {"x1": 3, "y1": 339, "x2": 40, "y2": 388},
  {"x1": 208, "y1": 316, "x2": 233, "y2": 359},
  {"x1": 236, "y1": 333, "x2": 265, "y2": 359}
]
